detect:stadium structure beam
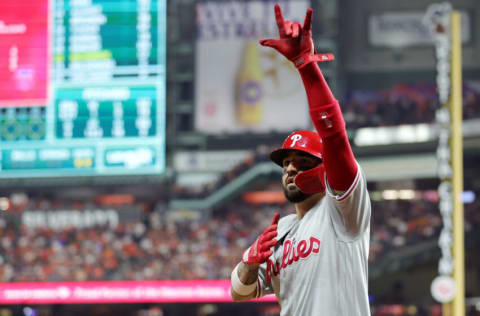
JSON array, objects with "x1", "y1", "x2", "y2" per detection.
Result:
[{"x1": 449, "y1": 10, "x2": 465, "y2": 316}]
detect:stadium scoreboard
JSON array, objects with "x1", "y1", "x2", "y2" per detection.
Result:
[{"x1": 0, "y1": 0, "x2": 166, "y2": 178}]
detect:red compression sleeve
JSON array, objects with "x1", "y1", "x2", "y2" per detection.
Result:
[{"x1": 299, "y1": 63, "x2": 357, "y2": 191}]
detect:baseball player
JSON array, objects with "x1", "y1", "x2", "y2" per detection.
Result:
[{"x1": 230, "y1": 4, "x2": 371, "y2": 316}]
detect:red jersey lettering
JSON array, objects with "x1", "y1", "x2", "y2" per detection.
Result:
[{"x1": 266, "y1": 236, "x2": 321, "y2": 283}]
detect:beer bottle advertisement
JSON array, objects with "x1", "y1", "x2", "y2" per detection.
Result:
[{"x1": 235, "y1": 41, "x2": 265, "y2": 126}]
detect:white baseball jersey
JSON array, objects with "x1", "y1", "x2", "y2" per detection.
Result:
[{"x1": 256, "y1": 163, "x2": 371, "y2": 316}]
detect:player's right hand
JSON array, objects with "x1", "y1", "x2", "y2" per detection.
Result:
[
  {"x1": 242, "y1": 213, "x2": 280, "y2": 267},
  {"x1": 259, "y1": 4, "x2": 334, "y2": 69}
]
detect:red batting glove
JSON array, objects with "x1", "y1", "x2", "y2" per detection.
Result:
[
  {"x1": 242, "y1": 213, "x2": 280, "y2": 266},
  {"x1": 259, "y1": 4, "x2": 334, "y2": 69}
]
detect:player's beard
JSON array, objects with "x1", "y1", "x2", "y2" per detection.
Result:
[{"x1": 282, "y1": 182, "x2": 310, "y2": 203}]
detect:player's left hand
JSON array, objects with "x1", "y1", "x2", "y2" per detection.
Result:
[
  {"x1": 259, "y1": 4, "x2": 314, "y2": 63},
  {"x1": 242, "y1": 213, "x2": 280, "y2": 268}
]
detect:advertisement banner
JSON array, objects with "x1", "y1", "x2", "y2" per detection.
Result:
[
  {"x1": 195, "y1": 1, "x2": 311, "y2": 134},
  {"x1": 0, "y1": 280, "x2": 276, "y2": 304},
  {"x1": 174, "y1": 150, "x2": 251, "y2": 172},
  {"x1": 368, "y1": 11, "x2": 470, "y2": 48},
  {"x1": 3, "y1": 208, "x2": 141, "y2": 230}
]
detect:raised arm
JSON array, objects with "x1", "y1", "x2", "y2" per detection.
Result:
[{"x1": 260, "y1": 4, "x2": 357, "y2": 193}]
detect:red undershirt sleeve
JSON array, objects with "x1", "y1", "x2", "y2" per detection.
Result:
[{"x1": 298, "y1": 63, "x2": 357, "y2": 191}]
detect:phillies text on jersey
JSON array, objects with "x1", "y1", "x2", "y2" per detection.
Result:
[{"x1": 266, "y1": 236, "x2": 321, "y2": 283}]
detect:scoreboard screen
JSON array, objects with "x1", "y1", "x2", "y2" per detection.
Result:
[{"x1": 0, "y1": 0, "x2": 166, "y2": 179}]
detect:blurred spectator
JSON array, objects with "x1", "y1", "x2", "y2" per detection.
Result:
[
  {"x1": 0, "y1": 193, "x2": 479, "y2": 282},
  {"x1": 343, "y1": 82, "x2": 480, "y2": 129}
]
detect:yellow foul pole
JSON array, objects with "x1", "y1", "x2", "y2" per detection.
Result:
[{"x1": 449, "y1": 11, "x2": 465, "y2": 316}]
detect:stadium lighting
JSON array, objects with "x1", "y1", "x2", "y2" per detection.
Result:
[
  {"x1": 382, "y1": 190, "x2": 398, "y2": 200},
  {"x1": 354, "y1": 124, "x2": 433, "y2": 146},
  {"x1": 0, "y1": 198, "x2": 9, "y2": 211},
  {"x1": 398, "y1": 190, "x2": 416, "y2": 200},
  {"x1": 461, "y1": 191, "x2": 475, "y2": 204}
]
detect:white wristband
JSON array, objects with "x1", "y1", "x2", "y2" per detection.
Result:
[{"x1": 231, "y1": 264, "x2": 258, "y2": 296}]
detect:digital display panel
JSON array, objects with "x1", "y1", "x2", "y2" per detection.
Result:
[
  {"x1": 0, "y1": 0, "x2": 166, "y2": 178},
  {"x1": 0, "y1": 0, "x2": 49, "y2": 106}
]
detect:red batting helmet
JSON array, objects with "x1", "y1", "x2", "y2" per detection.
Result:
[{"x1": 270, "y1": 130, "x2": 323, "y2": 167}]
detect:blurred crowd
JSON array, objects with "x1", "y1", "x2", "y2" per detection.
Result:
[
  {"x1": 1, "y1": 193, "x2": 479, "y2": 283},
  {"x1": 370, "y1": 303, "x2": 480, "y2": 316},
  {"x1": 371, "y1": 197, "x2": 480, "y2": 263},
  {"x1": 0, "y1": 196, "x2": 276, "y2": 282},
  {"x1": 343, "y1": 83, "x2": 480, "y2": 129},
  {"x1": 11, "y1": 301, "x2": 480, "y2": 316},
  {"x1": 369, "y1": 199, "x2": 441, "y2": 263}
]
